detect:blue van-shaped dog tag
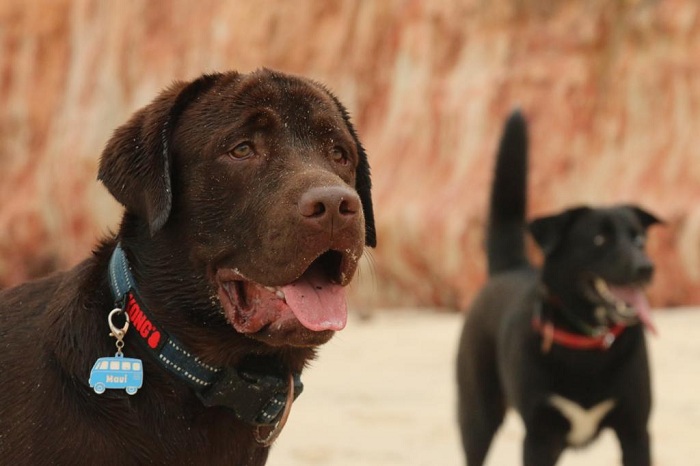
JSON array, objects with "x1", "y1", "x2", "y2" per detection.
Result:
[{"x1": 89, "y1": 355, "x2": 143, "y2": 395}]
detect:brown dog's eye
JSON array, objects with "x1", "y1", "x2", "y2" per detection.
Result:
[
  {"x1": 228, "y1": 143, "x2": 254, "y2": 160},
  {"x1": 331, "y1": 147, "x2": 349, "y2": 165}
]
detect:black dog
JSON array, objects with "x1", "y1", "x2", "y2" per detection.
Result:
[
  {"x1": 456, "y1": 111, "x2": 660, "y2": 466},
  {"x1": 0, "y1": 69, "x2": 375, "y2": 465}
]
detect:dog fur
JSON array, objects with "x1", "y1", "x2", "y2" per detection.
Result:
[
  {"x1": 0, "y1": 69, "x2": 375, "y2": 465},
  {"x1": 456, "y1": 110, "x2": 661, "y2": 466}
]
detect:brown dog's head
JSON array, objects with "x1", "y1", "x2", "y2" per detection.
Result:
[{"x1": 98, "y1": 69, "x2": 375, "y2": 348}]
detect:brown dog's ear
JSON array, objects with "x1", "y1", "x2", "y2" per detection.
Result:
[
  {"x1": 626, "y1": 205, "x2": 663, "y2": 229},
  {"x1": 529, "y1": 206, "x2": 591, "y2": 256},
  {"x1": 98, "y1": 73, "x2": 222, "y2": 235},
  {"x1": 325, "y1": 91, "x2": 376, "y2": 247},
  {"x1": 354, "y1": 142, "x2": 376, "y2": 247}
]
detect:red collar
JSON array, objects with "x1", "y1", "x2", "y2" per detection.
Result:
[{"x1": 532, "y1": 315, "x2": 626, "y2": 352}]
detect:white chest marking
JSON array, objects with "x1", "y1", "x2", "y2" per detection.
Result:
[{"x1": 548, "y1": 395, "x2": 616, "y2": 446}]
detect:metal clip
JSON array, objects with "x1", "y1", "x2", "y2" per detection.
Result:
[
  {"x1": 602, "y1": 332, "x2": 616, "y2": 349},
  {"x1": 108, "y1": 308, "x2": 130, "y2": 356}
]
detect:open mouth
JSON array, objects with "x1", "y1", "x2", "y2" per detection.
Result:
[
  {"x1": 591, "y1": 277, "x2": 657, "y2": 334},
  {"x1": 216, "y1": 250, "x2": 351, "y2": 335}
]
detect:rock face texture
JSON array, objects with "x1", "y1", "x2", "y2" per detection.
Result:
[{"x1": 1, "y1": 0, "x2": 699, "y2": 309}]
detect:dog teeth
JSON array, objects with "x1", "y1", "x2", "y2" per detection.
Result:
[
  {"x1": 594, "y1": 278, "x2": 635, "y2": 316},
  {"x1": 616, "y1": 305, "x2": 637, "y2": 317},
  {"x1": 263, "y1": 286, "x2": 286, "y2": 300},
  {"x1": 594, "y1": 278, "x2": 617, "y2": 302}
]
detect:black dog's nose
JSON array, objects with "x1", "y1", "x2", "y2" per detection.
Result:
[
  {"x1": 298, "y1": 186, "x2": 360, "y2": 233},
  {"x1": 635, "y1": 261, "x2": 655, "y2": 282}
]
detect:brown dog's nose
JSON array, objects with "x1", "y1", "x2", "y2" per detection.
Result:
[{"x1": 298, "y1": 186, "x2": 360, "y2": 233}]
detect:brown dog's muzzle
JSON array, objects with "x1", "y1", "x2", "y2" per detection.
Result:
[
  {"x1": 213, "y1": 181, "x2": 366, "y2": 346},
  {"x1": 298, "y1": 186, "x2": 361, "y2": 235}
]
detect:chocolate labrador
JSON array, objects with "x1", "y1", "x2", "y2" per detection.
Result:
[
  {"x1": 456, "y1": 111, "x2": 660, "y2": 465},
  {"x1": 0, "y1": 69, "x2": 375, "y2": 465}
]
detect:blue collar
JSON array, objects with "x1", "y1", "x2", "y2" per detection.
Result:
[{"x1": 107, "y1": 244, "x2": 303, "y2": 433}]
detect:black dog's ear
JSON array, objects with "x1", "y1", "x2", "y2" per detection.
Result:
[
  {"x1": 326, "y1": 92, "x2": 376, "y2": 247},
  {"x1": 529, "y1": 206, "x2": 591, "y2": 256},
  {"x1": 626, "y1": 205, "x2": 663, "y2": 229},
  {"x1": 98, "y1": 73, "x2": 222, "y2": 236}
]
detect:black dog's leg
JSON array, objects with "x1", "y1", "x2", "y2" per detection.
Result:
[
  {"x1": 522, "y1": 408, "x2": 568, "y2": 466},
  {"x1": 457, "y1": 327, "x2": 505, "y2": 465},
  {"x1": 611, "y1": 346, "x2": 652, "y2": 466},
  {"x1": 459, "y1": 404, "x2": 504, "y2": 466},
  {"x1": 457, "y1": 366, "x2": 505, "y2": 465},
  {"x1": 614, "y1": 426, "x2": 651, "y2": 466},
  {"x1": 523, "y1": 433, "x2": 566, "y2": 466}
]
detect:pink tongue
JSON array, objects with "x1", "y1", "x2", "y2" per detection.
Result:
[
  {"x1": 609, "y1": 286, "x2": 657, "y2": 336},
  {"x1": 281, "y1": 268, "x2": 347, "y2": 332}
]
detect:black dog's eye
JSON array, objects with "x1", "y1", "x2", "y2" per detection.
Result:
[
  {"x1": 228, "y1": 142, "x2": 254, "y2": 160},
  {"x1": 593, "y1": 234, "x2": 606, "y2": 246},
  {"x1": 331, "y1": 147, "x2": 349, "y2": 166}
]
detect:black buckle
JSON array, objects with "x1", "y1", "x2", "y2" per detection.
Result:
[{"x1": 197, "y1": 368, "x2": 303, "y2": 426}]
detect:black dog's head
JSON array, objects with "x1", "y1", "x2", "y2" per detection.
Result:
[
  {"x1": 530, "y1": 205, "x2": 661, "y2": 329},
  {"x1": 98, "y1": 69, "x2": 375, "y2": 348}
]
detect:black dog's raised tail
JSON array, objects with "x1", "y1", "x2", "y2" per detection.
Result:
[{"x1": 487, "y1": 109, "x2": 530, "y2": 276}]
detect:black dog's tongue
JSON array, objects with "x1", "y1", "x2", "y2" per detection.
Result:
[{"x1": 609, "y1": 285, "x2": 658, "y2": 335}]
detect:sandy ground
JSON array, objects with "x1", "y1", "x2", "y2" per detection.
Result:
[{"x1": 268, "y1": 308, "x2": 700, "y2": 466}]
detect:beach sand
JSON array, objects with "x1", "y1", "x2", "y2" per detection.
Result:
[{"x1": 269, "y1": 308, "x2": 700, "y2": 465}]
